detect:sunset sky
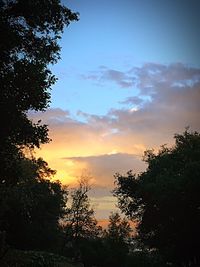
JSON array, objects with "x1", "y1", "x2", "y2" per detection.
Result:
[{"x1": 33, "y1": 0, "x2": 200, "y2": 219}]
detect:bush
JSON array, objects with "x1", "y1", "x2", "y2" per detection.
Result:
[{"x1": 1, "y1": 249, "x2": 83, "y2": 267}]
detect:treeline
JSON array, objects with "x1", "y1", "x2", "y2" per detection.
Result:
[
  {"x1": 1, "y1": 1, "x2": 200, "y2": 267},
  {"x1": 2, "y1": 130, "x2": 200, "y2": 267},
  {"x1": 60, "y1": 178, "x2": 167, "y2": 267},
  {"x1": 0, "y1": 169, "x2": 165, "y2": 267}
]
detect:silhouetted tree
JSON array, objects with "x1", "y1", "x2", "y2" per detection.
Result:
[
  {"x1": 103, "y1": 212, "x2": 132, "y2": 267},
  {"x1": 114, "y1": 130, "x2": 200, "y2": 267},
  {"x1": 63, "y1": 177, "x2": 101, "y2": 262},
  {"x1": 64, "y1": 178, "x2": 101, "y2": 241},
  {"x1": 106, "y1": 212, "x2": 132, "y2": 242},
  {"x1": 0, "y1": 0, "x2": 78, "y2": 256},
  {"x1": 0, "y1": 0, "x2": 78, "y2": 185},
  {"x1": 1, "y1": 157, "x2": 67, "y2": 252}
]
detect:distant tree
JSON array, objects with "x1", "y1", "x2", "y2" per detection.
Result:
[
  {"x1": 62, "y1": 177, "x2": 102, "y2": 262},
  {"x1": 106, "y1": 212, "x2": 132, "y2": 243},
  {"x1": 103, "y1": 212, "x2": 132, "y2": 267},
  {"x1": 63, "y1": 178, "x2": 101, "y2": 241},
  {"x1": 0, "y1": 0, "x2": 78, "y2": 185},
  {"x1": 113, "y1": 130, "x2": 200, "y2": 266}
]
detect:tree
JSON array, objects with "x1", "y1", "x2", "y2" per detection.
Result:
[
  {"x1": 114, "y1": 130, "x2": 200, "y2": 266},
  {"x1": 0, "y1": 0, "x2": 78, "y2": 255},
  {"x1": 64, "y1": 178, "x2": 101, "y2": 241},
  {"x1": 62, "y1": 177, "x2": 101, "y2": 262},
  {"x1": 1, "y1": 157, "x2": 67, "y2": 252},
  {"x1": 0, "y1": 0, "x2": 78, "y2": 185},
  {"x1": 106, "y1": 212, "x2": 132, "y2": 243},
  {"x1": 103, "y1": 212, "x2": 132, "y2": 267}
]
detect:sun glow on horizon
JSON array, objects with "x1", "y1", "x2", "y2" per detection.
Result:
[{"x1": 53, "y1": 170, "x2": 77, "y2": 185}]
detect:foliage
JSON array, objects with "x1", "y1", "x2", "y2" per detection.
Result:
[
  {"x1": 125, "y1": 250, "x2": 167, "y2": 267},
  {"x1": 106, "y1": 212, "x2": 132, "y2": 242},
  {"x1": 100, "y1": 212, "x2": 132, "y2": 267},
  {"x1": 114, "y1": 130, "x2": 200, "y2": 266},
  {"x1": 0, "y1": 157, "x2": 67, "y2": 252},
  {"x1": 1, "y1": 249, "x2": 83, "y2": 267},
  {"x1": 71, "y1": 237, "x2": 106, "y2": 267},
  {"x1": 0, "y1": 0, "x2": 78, "y2": 185},
  {"x1": 0, "y1": 0, "x2": 78, "y2": 257},
  {"x1": 62, "y1": 178, "x2": 102, "y2": 265},
  {"x1": 63, "y1": 178, "x2": 101, "y2": 241},
  {"x1": 0, "y1": 1, "x2": 81, "y2": 265}
]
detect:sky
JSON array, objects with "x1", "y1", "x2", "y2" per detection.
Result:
[{"x1": 33, "y1": 0, "x2": 200, "y2": 219}]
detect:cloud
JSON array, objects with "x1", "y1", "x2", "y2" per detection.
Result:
[
  {"x1": 33, "y1": 64, "x2": 200, "y2": 178},
  {"x1": 31, "y1": 108, "x2": 145, "y2": 187},
  {"x1": 103, "y1": 69, "x2": 133, "y2": 88},
  {"x1": 81, "y1": 63, "x2": 200, "y2": 147},
  {"x1": 81, "y1": 62, "x2": 200, "y2": 93},
  {"x1": 31, "y1": 63, "x2": 200, "y2": 218},
  {"x1": 131, "y1": 63, "x2": 200, "y2": 95},
  {"x1": 119, "y1": 96, "x2": 145, "y2": 106},
  {"x1": 81, "y1": 66, "x2": 134, "y2": 88},
  {"x1": 65, "y1": 153, "x2": 145, "y2": 187}
]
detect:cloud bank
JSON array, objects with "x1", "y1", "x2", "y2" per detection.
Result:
[{"x1": 31, "y1": 63, "x2": 200, "y2": 218}]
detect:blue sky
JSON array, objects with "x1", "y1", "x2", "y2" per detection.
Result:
[
  {"x1": 49, "y1": 0, "x2": 200, "y2": 117},
  {"x1": 35, "y1": 0, "x2": 200, "y2": 218}
]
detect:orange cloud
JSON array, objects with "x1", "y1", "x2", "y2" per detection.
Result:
[
  {"x1": 30, "y1": 63, "x2": 200, "y2": 219},
  {"x1": 33, "y1": 109, "x2": 147, "y2": 186}
]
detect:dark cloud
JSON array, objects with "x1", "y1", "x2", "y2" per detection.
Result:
[
  {"x1": 131, "y1": 63, "x2": 200, "y2": 95},
  {"x1": 104, "y1": 69, "x2": 133, "y2": 88},
  {"x1": 81, "y1": 63, "x2": 200, "y2": 93},
  {"x1": 81, "y1": 66, "x2": 134, "y2": 88},
  {"x1": 30, "y1": 108, "x2": 71, "y2": 123},
  {"x1": 120, "y1": 96, "x2": 144, "y2": 105},
  {"x1": 65, "y1": 153, "x2": 145, "y2": 186},
  {"x1": 88, "y1": 186, "x2": 113, "y2": 198}
]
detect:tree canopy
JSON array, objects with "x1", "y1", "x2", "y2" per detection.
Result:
[
  {"x1": 0, "y1": 0, "x2": 78, "y2": 262},
  {"x1": 103, "y1": 212, "x2": 132, "y2": 267},
  {"x1": 106, "y1": 212, "x2": 132, "y2": 243},
  {"x1": 0, "y1": 0, "x2": 78, "y2": 185},
  {"x1": 1, "y1": 157, "x2": 67, "y2": 251},
  {"x1": 114, "y1": 130, "x2": 200, "y2": 266}
]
